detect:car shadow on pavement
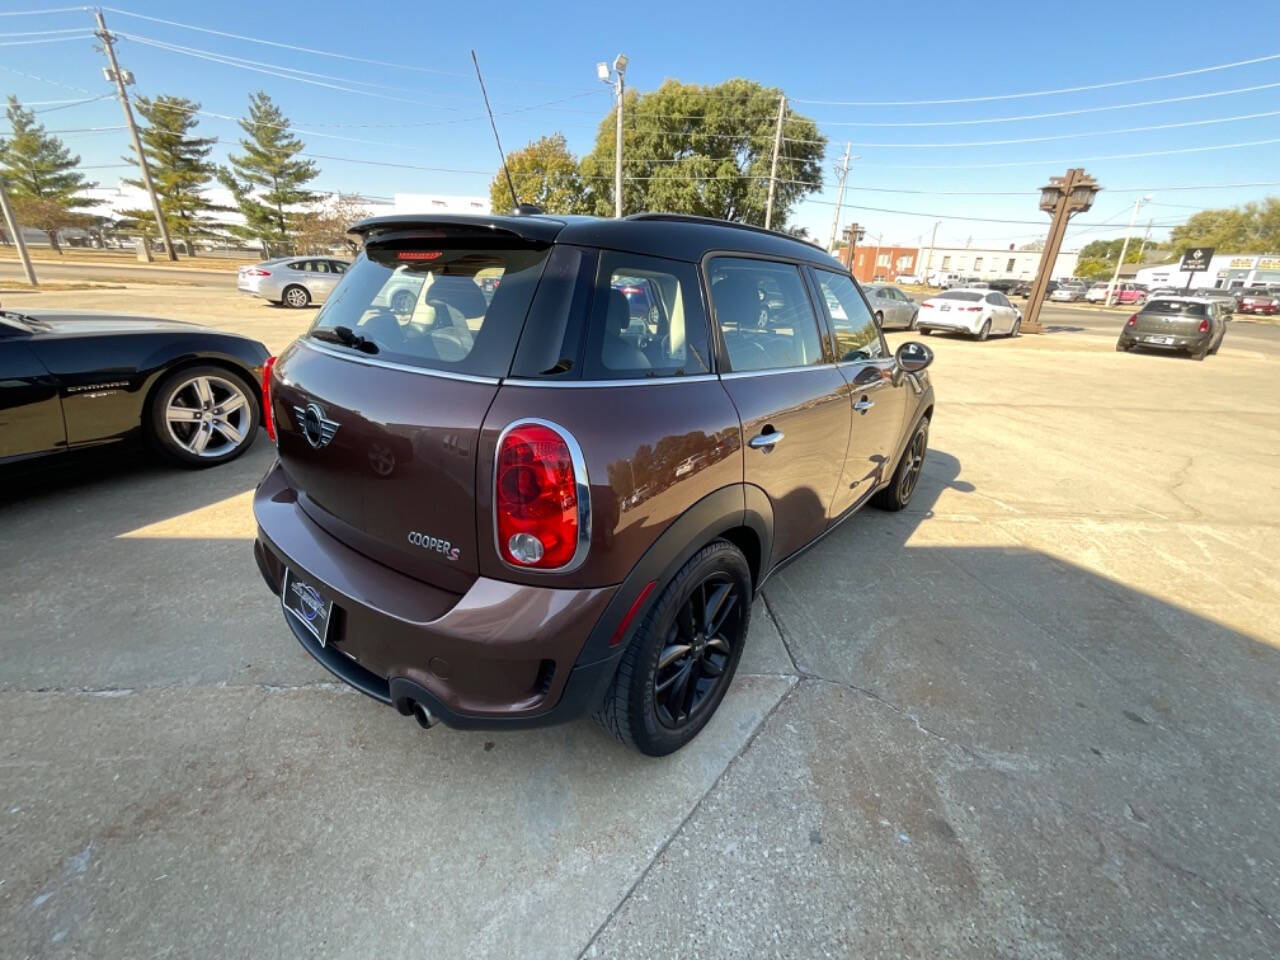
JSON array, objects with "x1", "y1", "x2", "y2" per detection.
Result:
[{"x1": 4, "y1": 443, "x2": 1280, "y2": 958}]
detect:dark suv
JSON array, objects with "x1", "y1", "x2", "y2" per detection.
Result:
[{"x1": 253, "y1": 213, "x2": 935, "y2": 755}]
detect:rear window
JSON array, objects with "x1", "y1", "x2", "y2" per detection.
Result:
[
  {"x1": 938, "y1": 291, "x2": 983, "y2": 302},
  {"x1": 309, "y1": 241, "x2": 550, "y2": 377},
  {"x1": 1143, "y1": 300, "x2": 1207, "y2": 317}
]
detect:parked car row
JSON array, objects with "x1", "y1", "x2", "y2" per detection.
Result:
[{"x1": 916, "y1": 288, "x2": 1022, "y2": 340}]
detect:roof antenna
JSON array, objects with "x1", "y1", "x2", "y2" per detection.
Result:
[{"x1": 471, "y1": 50, "x2": 529, "y2": 215}]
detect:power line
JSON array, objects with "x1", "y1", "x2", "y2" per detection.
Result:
[
  {"x1": 794, "y1": 196, "x2": 1188, "y2": 228},
  {"x1": 0, "y1": 26, "x2": 93, "y2": 36},
  {"x1": 791, "y1": 52, "x2": 1280, "y2": 106},
  {"x1": 115, "y1": 32, "x2": 466, "y2": 101},
  {"x1": 32, "y1": 93, "x2": 116, "y2": 114},
  {"x1": 0, "y1": 34, "x2": 93, "y2": 46},
  {"x1": 837, "y1": 110, "x2": 1280, "y2": 149},
  {"x1": 795, "y1": 81, "x2": 1280, "y2": 128},
  {"x1": 847, "y1": 137, "x2": 1280, "y2": 169},
  {"x1": 100, "y1": 6, "x2": 470, "y2": 77},
  {"x1": 0, "y1": 6, "x2": 87, "y2": 16}
]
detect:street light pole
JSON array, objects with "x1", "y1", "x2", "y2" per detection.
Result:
[
  {"x1": 924, "y1": 220, "x2": 939, "y2": 286},
  {"x1": 1023, "y1": 168, "x2": 1100, "y2": 334},
  {"x1": 597, "y1": 54, "x2": 628, "y2": 218},
  {"x1": 1105, "y1": 195, "x2": 1151, "y2": 306}
]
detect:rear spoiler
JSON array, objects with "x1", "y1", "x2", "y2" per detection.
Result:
[{"x1": 346, "y1": 214, "x2": 568, "y2": 249}]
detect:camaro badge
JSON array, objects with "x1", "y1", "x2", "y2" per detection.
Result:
[{"x1": 294, "y1": 403, "x2": 340, "y2": 449}]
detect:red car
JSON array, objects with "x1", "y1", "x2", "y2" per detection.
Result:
[
  {"x1": 1237, "y1": 293, "x2": 1278, "y2": 315},
  {"x1": 1114, "y1": 284, "x2": 1148, "y2": 306}
]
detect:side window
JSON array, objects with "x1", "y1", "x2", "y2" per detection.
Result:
[
  {"x1": 287, "y1": 261, "x2": 305, "y2": 271},
  {"x1": 311, "y1": 260, "x2": 330, "y2": 274},
  {"x1": 811, "y1": 270, "x2": 886, "y2": 363},
  {"x1": 985, "y1": 293, "x2": 999, "y2": 305},
  {"x1": 330, "y1": 261, "x2": 348, "y2": 274},
  {"x1": 583, "y1": 251, "x2": 709, "y2": 379},
  {"x1": 707, "y1": 257, "x2": 825, "y2": 373}
]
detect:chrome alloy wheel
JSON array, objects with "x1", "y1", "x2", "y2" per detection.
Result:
[{"x1": 163, "y1": 374, "x2": 251, "y2": 459}]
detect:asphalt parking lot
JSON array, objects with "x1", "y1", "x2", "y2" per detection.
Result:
[{"x1": 3, "y1": 284, "x2": 1280, "y2": 958}]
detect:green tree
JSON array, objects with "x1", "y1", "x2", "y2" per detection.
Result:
[
  {"x1": 218, "y1": 91, "x2": 318, "y2": 254},
  {"x1": 1074, "y1": 258, "x2": 1113, "y2": 280},
  {"x1": 1078, "y1": 238, "x2": 1154, "y2": 264},
  {"x1": 1170, "y1": 199, "x2": 1280, "y2": 255},
  {"x1": 489, "y1": 133, "x2": 586, "y2": 215},
  {"x1": 119, "y1": 95, "x2": 223, "y2": 253},
  {"x1": 0, "y1": 96, "x2": 99, "y2": 253},
  {"x1": 578, "y1": 79, "x2": 825, "y2": 226}
]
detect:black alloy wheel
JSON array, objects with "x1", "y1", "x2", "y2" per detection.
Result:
[
  {"x1": 594, "y1": 540, "x2": 752, "y2": 756},
  {"x1": 873, "y1": 417, "x2": 929, "y2": 512},
  {"x1": 653, "y1": 574, "x2": 744, "y2": 729}
]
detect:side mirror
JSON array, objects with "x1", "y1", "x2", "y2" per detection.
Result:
[{"x1": 894, "y1": 340, "x2": 933, "y2": 376}]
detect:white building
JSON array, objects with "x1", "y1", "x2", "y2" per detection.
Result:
[
  {"x1": 1134, "y1": 253, "x2": 1280, "y2": 290},
  {"x1": 393, "y1": 193, "x2": 490, "y2": 216},
  {"x1": 919, "y1": 245, "x2": 1080, "y2": 283}
]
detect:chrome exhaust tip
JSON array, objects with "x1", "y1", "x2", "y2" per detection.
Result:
[{"x1": 412, "y1": 702, "x2": 438, "y2": 729}]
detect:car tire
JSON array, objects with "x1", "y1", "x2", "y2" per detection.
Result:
[
  {"x1": 1191, "y1": 341, "x2": 1210, "y2": 361},
  {"x1": 148, "y1": 365, "x2": 260, "y2": 468},
  {"x1": 1009, "y1": 318, "x2": 1021, "y2": 338},
  {"x1": 976, "y1": 319, "x2": 991, "y2": 341},
  {"x1": 593, "y1": 540, "x2": 751, "y2": 757},
  {"x1": 282, "y1": 284, "x2": 311, "y2": 309},
  {"x1": 875, "y1": 311, "x2": 884, "y2": 328},
  {"x1": 908, "y1": 309, "x2": 919, "y2": 330},
  {"x1": 920, "y1": 328, "x2": 932, "y2": 336},
  {"x1": 1116, "y1": 341, "x2": 1131, "y2": 352},
  {"x1": 872, "y1": 417, "x2": 929, "y2": 512}
]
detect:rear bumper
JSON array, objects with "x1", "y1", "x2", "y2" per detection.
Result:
[
  {"x1": 919, "y1": 314, "x2": 980, "y2": 333},
  {"x1": 253, "y1": 461, "x2": 621, "y2": 728},
  {"x1": 1239, "y1": 305, "x2": 1277, "y2": 315},
  {"x1": 1118, "y1": 330, "x2": 1208, "y2": 351}
]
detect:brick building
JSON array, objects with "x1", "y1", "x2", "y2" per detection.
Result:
[{"x1": 850, "y1": 244, "x2": 920, "y2": 283}]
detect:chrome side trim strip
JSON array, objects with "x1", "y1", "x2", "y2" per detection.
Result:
[
  {"x1": 299, "y1": 338, "x2": 501, "y2": 385},
  {"x1": 492, "y1": 418, "x2": 592, "y2": 576},
  {"x1": 503, "y1": 374, "x2": 718, "y2": 388},
  {"x1": 719, "y1": 363, "x2": 836, "y2": 380}
]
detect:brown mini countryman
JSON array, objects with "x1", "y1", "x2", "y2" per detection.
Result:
[{"x1": 253, "y1": 213, "x2": 935, "y2": 755}]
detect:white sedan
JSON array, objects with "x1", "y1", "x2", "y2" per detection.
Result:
[{"x1": 916, "y1": 289, "x2": 1021, "y2": 341}]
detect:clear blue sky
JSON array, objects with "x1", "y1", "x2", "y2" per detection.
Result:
[{"x1": 3, "y1": 0, "x2": 1278, "y2": 251}]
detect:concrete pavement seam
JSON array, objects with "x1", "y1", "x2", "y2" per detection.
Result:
[
  {"x1": 806, "y1": 675, "x2": 1280, "y2": 936},
  {"x1": 760, "y1": 588, "x2": 806, "y2": 678},
  {"x1": 1, "y1": 680, "x2": 358, "y2": 697},
  {"x1": 573, "y1": 676, "x2": 801, "y2": 960}
]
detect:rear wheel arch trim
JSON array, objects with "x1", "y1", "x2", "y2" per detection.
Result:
[{"x1": 575, "y1": 484, "x2": 773, "y2": 667}]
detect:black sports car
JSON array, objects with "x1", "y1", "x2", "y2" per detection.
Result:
[{"x1": 0, "y1": 308, "x2": 269, "y2": 469}]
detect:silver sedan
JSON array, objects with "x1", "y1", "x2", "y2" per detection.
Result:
[
  {"x1": 237, "y1": 257, "x2": 350, "y2": 308},
  {"x1": 862, "y1": 283, "x2": 919, "y2": 330}
]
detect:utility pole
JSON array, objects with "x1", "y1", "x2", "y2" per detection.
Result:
[
  {"x1": 924, "y1": 220, "x2": 939, "y2": 285},
  {"x1": 1023, "y1": 167, "x2": 1100, "y2": 334},
  {"x1": 95, "y1": 8, "x2": 176, "y2": 261},
  {"x1": 597, "y1": 54, "x2": 628, "y2": 218},
  {"x1": 826, "y1": 143, "x2": 852, "y2": 252},
  {"x1": 0, "y1": 179, "x2": 38, "y2": 286},
  {"x1": 1105, "y1": 194, "x2": 1151, "y2": 306},
  {"x1": 872, "y1": 234, "x2": 882, "y2": 280},
  {"x1": 764, "y1": 95, "x2": 786, "y2": 230},
  {"x1": 843, "y1": 222, "x2": 863, "y2": 272},
  {"x1": 1136, "y1": 217, "x2": 1153, "y2": 264}
]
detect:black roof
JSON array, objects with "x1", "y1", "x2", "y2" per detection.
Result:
[{"x1": 348, "y1": 212, "x2": 845, "y2": 269}]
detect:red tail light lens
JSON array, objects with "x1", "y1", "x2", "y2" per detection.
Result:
[
  {"x1": 1198, "y1": 318, "x2": 1209, "y2": 333},
  {"x1": 247, "y1": 268, "x2": 271, "y2": 277},
  {"x1": 261, "y1": 355, "x2": 277, "y2": 441},
  {"x1": 1126, "y1": 314, "x2": 1138, "y2": 327},
  {"x1": 496, "y1": 422, "x2": 586, "y2": 570},
  {"x1": 964, "y1": 306, "x2": 982, "y2": 312}
]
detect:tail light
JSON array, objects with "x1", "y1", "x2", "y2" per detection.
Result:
[
  {"x1": 963, "y1": 306, "x2": 982, "y2": 312},
  {"x1": 921, "y1": 302, "x2": 933, "y2": 309},
  {"x1": 1126, "y1": 314, "x2": 1138, "y2": 327},
  {"x1": 261, "y1": 355, "x2": 277, "y2": 441},
  {"x1": 496, "y1": 421, "x2": 587, "y2": 570},
  {"x1": 1198, "y1": 318, "x2": 1209, "y2": 333},
  {"x1": 246, "y1": 268, "x2": 271, "y2": 277}
]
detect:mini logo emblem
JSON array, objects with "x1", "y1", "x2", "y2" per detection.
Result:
[{"x1": 294, "y1": 403, "x2": 339, "y2": 449}]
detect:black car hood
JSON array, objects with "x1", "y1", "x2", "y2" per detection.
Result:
[{"x1": 16, "y1": 311, "x2": 203, "y2": 336}]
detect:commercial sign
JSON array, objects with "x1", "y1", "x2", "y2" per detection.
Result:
[
  {"x1": 1258, "y1": 258, "x2": 1280, "y2": 271},
  {"x1": 1180, "y1": 247, "x2": 1215, "y2": 272},
  {"x1": 1229, "y1": 257, "x2": 1255, "y2": 269}
]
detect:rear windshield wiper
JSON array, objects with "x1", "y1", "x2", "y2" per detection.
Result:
[
  {"x1": 0, "y1": 309, "x2": 49, "y2": 329},
  {"x1": 312, "y1": 325, "x2": 378, "y2": 354}
]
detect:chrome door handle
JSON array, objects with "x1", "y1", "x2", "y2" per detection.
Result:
[
  {"x1": 749, "y1": 431, "x2": 784, "y2": 449},
  {"x1": 854, "y1": 398, "x2": 875, "y2": 412}
]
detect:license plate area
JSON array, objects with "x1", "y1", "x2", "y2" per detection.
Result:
[
  {"x1": 1146, "y1": 336, "x2": 1175, "y2": 345},
  {"x1": 282, "y1": 567, "x2": 334, "y2": 647}
]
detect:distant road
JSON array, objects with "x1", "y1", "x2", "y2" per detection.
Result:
[{"x1": 0, "y1": 260, "x2": 232, "y2": 289}]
